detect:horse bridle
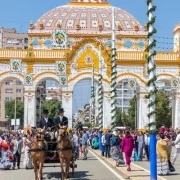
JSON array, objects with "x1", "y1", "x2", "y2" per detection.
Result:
[
  {"x1": 56, "y1": 127, "x2": 73, "y2": 152},
  {"x1": 58, "y1": 127, "x2": 67, "y2": 138},
  {"x1": 29, "y1": 131, "x2": 46, "y2": 150}
]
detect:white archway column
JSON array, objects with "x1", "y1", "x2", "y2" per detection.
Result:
[
  {"x1": 24, "y1": 91, "x2": 36, "y2": 128},
  {"x1": 61, "y1": 89, "x2": 73, "y2": 128},
  {"x1": 137, "y1": 91, "x2": 149, "y2": 129},
  {"x1": 103, "y1": 91, "x2": 111, "y2": 129},
  {"x1": 172, "y1": 92, "x2": 180, "y2": 129}
]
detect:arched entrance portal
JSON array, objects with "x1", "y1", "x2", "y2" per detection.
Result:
[
  {"x1": 72, "y1": 79, "x2": 97, "y2": 128},
  {"x1": 116, "y1": 76, "x2": 148, "y2": 129},
  {"x1": 0, "y1": 73, "x2": 24, "y2": 130},
  {"x1": 24, "y1": 72, "x2": 61, "y2": 128}
]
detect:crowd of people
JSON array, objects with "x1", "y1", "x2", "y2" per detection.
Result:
[
  {"x1": 99, "y1": 127, "x2": 180, "y2": 174},
  {"x1": 71, "y1": 125, "x2": 180, "y2": 174},
  {"x1": 0, "y1": 130, "x2": 34, "y2": 170},
  {"x1": 1, "y1": 117, "x2": 180, "y2": 176}
]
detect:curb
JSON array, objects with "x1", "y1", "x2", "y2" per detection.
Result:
[{"x1": 89, "y1": 148, "x2": 167, "y2": 180}]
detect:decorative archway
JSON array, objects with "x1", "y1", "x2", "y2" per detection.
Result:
[
  {"x1": 116, "y1": 72, "x2": 148, "y2": 129},
  {"x1": 67, "y1": 38, "x2": 111, "y2": 77},
  {"x1": 0, "y1": 71, "x2": 24, "y2": 128},
  {"x1": 116, "y1": 72, "x2": 147, "y2": 87},
  {"x1": 33, "y1": 71, "x2": 60, "y2": 90},
  {"x1": 68, "y1": 72, "x2": 109, "y2": 91},
  {"x1": 0, "y1": 71, "x2": 24, "y2": 88}
]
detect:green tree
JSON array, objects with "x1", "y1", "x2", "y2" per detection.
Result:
[
  {"x1": 126, "y1": 96, "x2": 136, "y2": 129},
  {"x1": 5, "y1": 100, "x2": 24, "y2": 126},
  {"x1": 155, "y1": 89, "x2": 172, "y2": 128},
  {"x1": 83, "y1": 122, "x2": 92, "y2": 128},
  {"x1": 112, "y1": 108, "x2": 125, "y2": 129},
  {"x1": 41, "y1": 100, "x2": 61, "y2": 119}
]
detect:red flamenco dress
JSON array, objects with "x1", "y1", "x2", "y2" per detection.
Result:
[{"x1": 0, "y1": 141, "x2": 13, "y2": 170}]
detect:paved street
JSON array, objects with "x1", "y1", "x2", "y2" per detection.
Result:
[
  {"x1": 0, "y1": 151, "x2": 124, "y2": 180},
  {"x1": 133, "y1": 147, "x2": 180, "y2": 180}
]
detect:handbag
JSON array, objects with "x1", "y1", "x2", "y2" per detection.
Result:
[{"x1": 134, "y1": 151, "x2": 138, "y2": 161}]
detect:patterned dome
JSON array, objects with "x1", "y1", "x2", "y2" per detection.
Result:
[{"x1": 31, "y1": 1, "x2": 145, "y2": 33}]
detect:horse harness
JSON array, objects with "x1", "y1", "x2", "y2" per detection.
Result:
[
  {"x1": 29, "y1": 132, "x2": 47, "y2": 152},
  {"x1": 56, "y1": 127, "x2": 73, "y2": 152},
  {"x1": 29, "y1": 127, "x2": 73, "y2": 152}
]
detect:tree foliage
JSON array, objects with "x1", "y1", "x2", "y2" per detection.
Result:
[
  {"x1": 41, "y1": 100, "x2": 61, "y2": 119},
  {"x1": 5, "y1": 100, "x2": 24, "y2": 126},
  {"x1": 155, "y1": 89, "x2": 172, "y2": 128},
  {"x1": 83, "y1": 122, "x2": 92, "y2": 128},
  {"x1": 126, "y1": 96, "x2": 136, "y2": 129},
  {"x1": 112, "y1": 108, "x2": 127, "y2": 129},
  {"x1": 126, "y1": 90, "x2": 172, "y2": 129}
]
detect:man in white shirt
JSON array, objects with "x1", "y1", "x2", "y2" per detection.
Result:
[
  {"x1": 55, "y1": 108, "x2": 68, "y2": 128},
  {"x1": 144, "y1": 132, "x2": 150, "y2": 160},
  {"x1": 101, "y1": 132, "x2": 106, "y2": 156},
  {"x1": 73, "y1": 130, "x2": 79, "y2": 159},
  {"x1": 39, "y1": 109, "x2": 54, "y2": 129}
]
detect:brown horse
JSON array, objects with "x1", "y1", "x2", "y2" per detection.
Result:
[
  {"x1": 57, "y1": 125, "x2": 73, "y2": 180},
  {"x1": 30, "y1": 128, "x2": 46, "y2": 180}
]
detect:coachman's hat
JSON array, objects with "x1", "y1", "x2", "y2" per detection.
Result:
[
  {"x1": 43, "y1": 109, "x2": 49, "y2": 114},
  {"x1": 59, "y1": 108, "x2": 65, "y2": 113}
]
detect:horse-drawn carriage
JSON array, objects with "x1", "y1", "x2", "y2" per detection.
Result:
[{"x1": 29, "y1": 125, "x2": 77, "y2": 180}]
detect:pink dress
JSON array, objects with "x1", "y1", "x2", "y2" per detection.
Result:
[{"x1": 121, "y1": 136, "x2": 134, "y2": 165}]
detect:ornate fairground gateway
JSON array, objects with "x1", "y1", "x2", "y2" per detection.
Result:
[{"x1": 0, "y1": 0, "x2": 180, "y2": 129}]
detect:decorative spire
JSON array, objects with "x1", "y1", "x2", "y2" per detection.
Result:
[
  {"x1": 39, "y1": 21, "x2": 44, "y2": 30},
  {"x1": 98, "y1": 22, "x2": 103, "y2": 31},
  {"x1": 69, "y1": 0, "x2": 110, "y2": 5},
  {"x1": 29, "y1": 21, "x2": 33, "y2": 29},
  {"x1": 71, "y1": 0, "x2": 107, "y2": 2},
  {"x1": 117, "y1": 23, "x2": 121, "y2": 31},
  {"x1": 134, "y1": 23, "x2": 139, "y2": 31},
  {"x1": 57, "y1": 21, "x2": 61, "y2": 29}
]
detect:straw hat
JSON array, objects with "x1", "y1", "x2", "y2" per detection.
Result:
[{"x1": 113, "y1": 131, "x2": 117, "y2": 136}]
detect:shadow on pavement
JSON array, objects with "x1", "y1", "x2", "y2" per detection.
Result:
[
  {"x1": 163, "y1": 173, "x2": 180, "y2": 176},
  {"x1": 43, "y1": 171, "x2": 92, "y2": 179}
]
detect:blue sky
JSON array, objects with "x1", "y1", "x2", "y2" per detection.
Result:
[
  {"x1": 0, "y1": 0, "x2": 179, "y2": 113},
  {"x1": 0, "y1": 0, "x2": 178, "y2": 50}
]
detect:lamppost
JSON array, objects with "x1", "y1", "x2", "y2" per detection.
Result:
[
  {"x1": 137, "y1": 86, "x2": 149, "y2": 130},
  {"x1": 147, "y1": 0, "x2": 157, "y2": 178},
  {"x1": 36, "y1": 87, "x2": 46, "y2": 123},
  {"x1": 14, "y1": 79, "x2": 17, "y2": 131}
]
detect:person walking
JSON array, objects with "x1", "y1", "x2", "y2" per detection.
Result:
[
  {"x1": 0, "y1": 134, "x2": 2, "y2": 159},
  {"x1": 92, "y1": 134, "x2": 99, "y2": 149},
  {"x1": 73, "y1": 130, "x2": 79, "y2": 160},
  {"x1": 172, "y1": 131, "x2": 180, "y2": 165},
  {"x1": 79, "y1": 132, "x2": 83, "y2": 158},
  {"x1": 0, "y1": 134, "x2": 13, "y2": 170},
  {"x1": 165, "y1": 134, "x2": 175, "y2": 172},
  {"x1": 134, "y1": 132, "x2": 139, "y2": 155},
  {"x1": 144, "y1": 132, "x2": 150, "y2": 161},
  {"x1": 156, "y1": 134, "x2": 169, "y2": 175},
  {"x1": 105, "y1": 130, "x2": 112, "y2": 158},
  {"x1": 137, "y1": 131, "x2": 144, "y2": 161},
  {"x1": 12, "y1": 134, "x2": 23, "y2": 170},
  {"x1": 111, "y1": 131, "x2": 125, "y2": 166},
  {"x1": 101, "y1": 132, "x2": 106, "y2": 157},
  {"x1": 82, "y1": 130, "x2": 88, "y2": 160},
  {"x1": 23, "y1": 134, "x2": 33, "y2": 169},
  {"x1": 120, "y1": 130, "x2": 134, "y2": 171}
]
